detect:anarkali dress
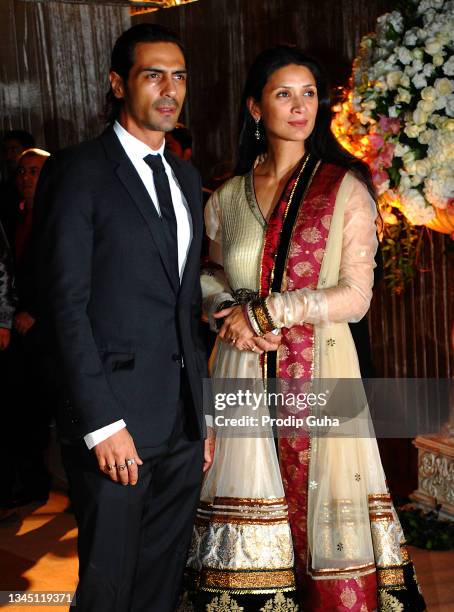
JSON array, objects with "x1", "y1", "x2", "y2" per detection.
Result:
[{"x1": 182, "y1": 155, "x2": 426, "y2": 612}]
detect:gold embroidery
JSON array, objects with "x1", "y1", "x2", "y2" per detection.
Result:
[
  {"x1": 209, "y1": 515, "x2": 288, "y2": 525},
  {"x1": 286, "y1": 362, "x2": 306, "y2": 377},
  {"x1": 377, "y1": 568, "x2": 405, "y2": 588},
  {"x1": 206, "y1": 593, "x2": 244, "y2": 612},
  {"x1": 302, "y1": 347, "x2": 313, "y2": 361},
  {"x1": 186, "y1": 521, "x2": 294, "y2": 571},
  {"x1": 260, "y1": 591, "x2": 299, "y2": 611},
  {"x1": 201, "y1": 568, "x2": 295, "y2": 590},
  {"x1": 309, "y1": 562, "x2": 376, "y2": 577},
  {"x1": 294, "y1": 261, "x2": 314, "y2": 277},
  {"x1": 285, "y1": 328, "x2": 306, "y2": 343},
  {"x1": 301, "y1": 227, "x2": 322, "y2": 243},
  {"x1": 355, "y1": 473, "x2": 361, "y2": 481},
  {"x1": 379, "y1": 591, "x2": 405, "y2": 611},
  {"x1": 213, "y1": 497, "x2": 287, "y2": 506},
  {"x1": 321, "y1": 214, "x2": 332, "y2": 229},
  {"x1": 340, "y1": 586, "x2": 357, "y2": 609},
  {"x1": 326, "y1": 338, "x2": 336, "y2": 346},
  {"x1": 313, "y1": 247, "x2": 325, "y2": 263}
]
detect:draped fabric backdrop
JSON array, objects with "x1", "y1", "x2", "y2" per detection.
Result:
[{"x1": 0, "y1": 0, "x2": 130, "y2": 152}]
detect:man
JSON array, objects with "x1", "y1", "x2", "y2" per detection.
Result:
[{"x1": 34, "y1": 24, "x2": 211, "y2": 612}]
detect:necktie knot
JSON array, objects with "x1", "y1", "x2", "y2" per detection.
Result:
[{"x1": 144, "y1": 153, "x2": 165, "y2": 174}]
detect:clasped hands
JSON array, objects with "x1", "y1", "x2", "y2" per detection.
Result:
[{"x1": 214, "y1": 304, "x2": 281, "y2": 353}]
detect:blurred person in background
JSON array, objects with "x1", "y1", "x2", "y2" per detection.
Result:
[
  {"x1": 0, "y1": 130, "x2": 36, "y2": 245},
  {"x1": 1, "y1": 148, "x2": 52, "y2": 511}
]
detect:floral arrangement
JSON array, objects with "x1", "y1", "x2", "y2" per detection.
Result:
[{"x1": 333, "y1": 0, "x2": 454, "y2": 230}]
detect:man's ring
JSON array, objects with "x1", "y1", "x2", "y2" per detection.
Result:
[
  {"x1": 105, "y1": 464, "x2": 115, "y2": 471},
  {"x1": 231, "y1": 338, "x2": 236, "y2": 345},
  {"x1": 251, "y1": 346, "x2": 256, "y2": 352},
  {"x1": 126, "y1": 458, "x2": 136, "y2": 466},
  {"x1": 117, "y1": 463, "x2": 127, "y2": 471}
]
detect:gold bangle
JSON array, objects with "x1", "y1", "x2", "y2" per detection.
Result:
[{"x1": 251, "y1": 298, "x2": 275, "y2": 335}]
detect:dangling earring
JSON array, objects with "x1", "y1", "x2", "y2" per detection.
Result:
[{"x1": 254, "y1": 118, "x2": 261, "y2": 141}]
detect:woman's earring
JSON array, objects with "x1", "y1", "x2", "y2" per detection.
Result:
[{"x1": 255, "y1": 118, "x2": 261, "y2": 141}]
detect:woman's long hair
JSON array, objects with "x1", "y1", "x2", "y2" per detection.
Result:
[{"x1": 235, "y1": 45, "x2": 376, "y2": 202}]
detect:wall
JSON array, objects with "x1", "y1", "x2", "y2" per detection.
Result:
[{"x1": 0, "y1": 0, "x2": 130, "y2": 151}]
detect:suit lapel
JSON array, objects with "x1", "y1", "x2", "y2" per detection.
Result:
[{"x1": 100, "y1": 129, "x2": 179, "y2": 294}]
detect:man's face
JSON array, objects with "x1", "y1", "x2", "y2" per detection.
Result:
[
  {"x1": 111, "y1": 42, "x2": 187, "y2": 134},
  {"x1": 16, "y1": 154, "x2": 46, "y2": 204}
]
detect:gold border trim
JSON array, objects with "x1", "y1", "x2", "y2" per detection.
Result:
[
  {"x1": 309, "y1": 561, "x2": 376, "y2": 577},
  {"x1": 201, "y1": 568, "x2": 295, "y2": 590}
]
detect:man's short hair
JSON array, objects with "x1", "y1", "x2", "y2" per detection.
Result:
[
  {"x1": 106, "y1": 23, "x2": 185, "y2": 125},
  {"x1": 3, "y1": 130, "x2": 35, "y2": 149}
]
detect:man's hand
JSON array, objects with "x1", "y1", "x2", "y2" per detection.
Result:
[
  {"x1": 93, "y1": 428, "x2": 143, "y2": 485},
  {"x1": 0, "y1": 328, "x2": 10, "y2": 350},
  {"x1": 14, "y1": 311, "x2": 36, "y2": 335},
  {"x1": 203, "y1": 427, "x2": 215, "y2": 473}
]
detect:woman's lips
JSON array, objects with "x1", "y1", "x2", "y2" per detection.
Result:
[{"x1": 288, "y1": 120, "x2": 308, "y2": 127}]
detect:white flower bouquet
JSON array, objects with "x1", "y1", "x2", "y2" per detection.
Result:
[{"x1": 333, "y1": 0, "x2": 454, "y2": 227}]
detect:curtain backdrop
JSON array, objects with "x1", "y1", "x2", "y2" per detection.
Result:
[{"x1": 0, "y1": 0, "x2": 130, "y2": 152}]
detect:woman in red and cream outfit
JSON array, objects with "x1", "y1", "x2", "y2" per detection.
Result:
[{"x1": 183, "y1": 46, "x2": 425, "y2": 612}]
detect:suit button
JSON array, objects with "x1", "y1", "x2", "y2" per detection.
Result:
[{"x1": 172, "y1": 353, "x2": 182, "y2": 362}]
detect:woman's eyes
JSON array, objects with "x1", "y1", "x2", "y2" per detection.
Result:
[{"x1": 276, "y1": 89, "x2": 316, "y2": 98}]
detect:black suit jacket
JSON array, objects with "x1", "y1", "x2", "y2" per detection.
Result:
[{"x1": 33, "y1": 128, "x2": 207, "y2": 446}]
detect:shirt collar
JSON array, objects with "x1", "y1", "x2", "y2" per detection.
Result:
[{"x1": 113, "y1": 120, "x2": 166, "y2": 160}]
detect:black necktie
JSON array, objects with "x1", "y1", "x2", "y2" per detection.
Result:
[{"x1": 143, "y1": 153, "x2": 179, "y2": 281}]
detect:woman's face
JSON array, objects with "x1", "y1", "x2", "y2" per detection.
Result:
[{"x1": 250, "y1": 63, "x2": 318, "y2": 145}]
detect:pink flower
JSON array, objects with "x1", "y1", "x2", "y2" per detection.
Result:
[
  {"x1": 379, "y1": 142, "x2": 396, "y2": 168},
  {"x1": 378, "y1": 115, "x2": 401, "y2": 135},
  {"x1": 368, "y1": 133, "x2": 385, "y2": 151}
]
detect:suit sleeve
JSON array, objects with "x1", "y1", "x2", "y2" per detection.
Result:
[{"x1": 34, "y1": 155, "x2": 124, "y2": 435}]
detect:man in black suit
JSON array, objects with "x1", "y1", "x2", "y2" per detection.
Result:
[{"x1": 34, "y1": 24, "x2": 211, "y2": 612}]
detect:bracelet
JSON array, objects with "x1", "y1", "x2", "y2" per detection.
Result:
[
  {"x1": 244, "y1": 303, "x2": 261, "y2": 336},
  {"x1": 249, "y1": 297, "x2": 277, "y2": 335}
]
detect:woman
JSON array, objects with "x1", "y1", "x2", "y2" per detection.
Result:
[{"x1": 183, "y1": 46, "x2": 425, "y2": 611}]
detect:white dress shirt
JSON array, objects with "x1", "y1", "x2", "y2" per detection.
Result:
[{"x1": 84, "y1": 121, "x2": 192, "y2": 450}]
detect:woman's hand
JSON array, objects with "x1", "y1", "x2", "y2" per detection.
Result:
[{"x1": 214, "y1": 306, "x2": 282, "y2": 353}]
